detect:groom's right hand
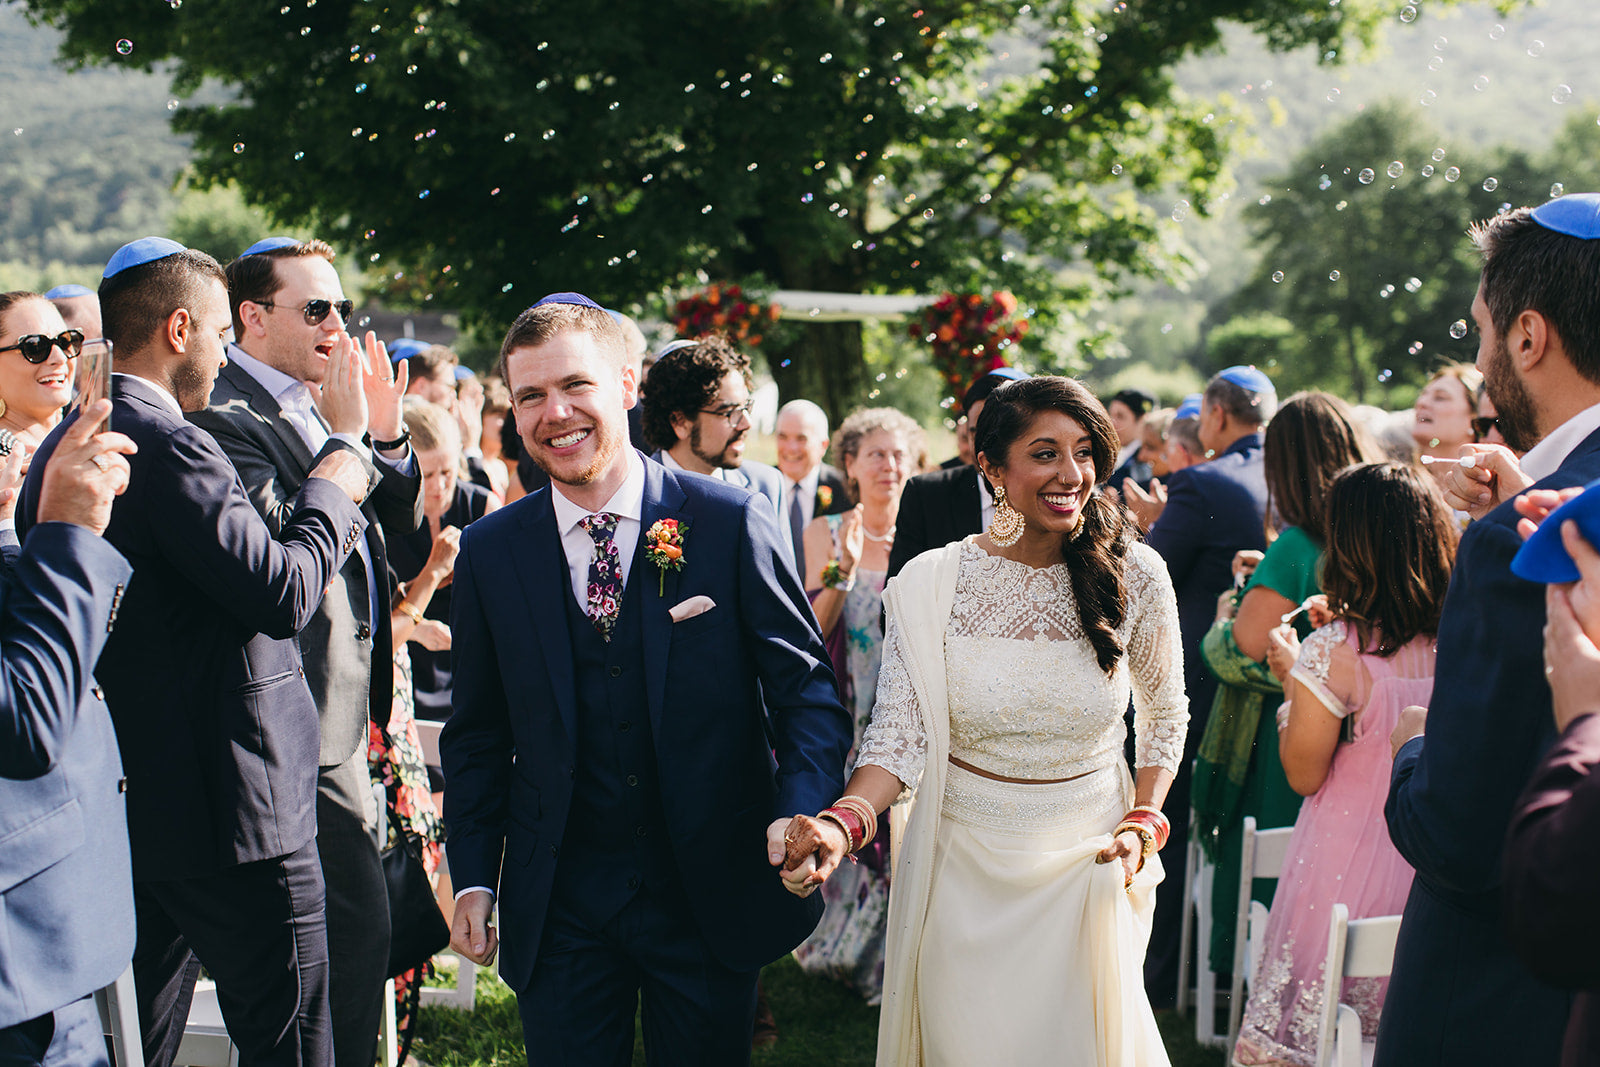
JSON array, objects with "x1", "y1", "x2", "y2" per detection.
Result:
[{"x1": 451, "y1": 889, "x2": 499, "y2": 966}]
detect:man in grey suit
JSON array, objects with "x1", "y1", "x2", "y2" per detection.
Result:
[
  {"x1": 188, "y1": 236, "x2": 423, "y2": 1067},
  {"x1": 640, "y1": 336, "x2": 790, "y2": 556}
]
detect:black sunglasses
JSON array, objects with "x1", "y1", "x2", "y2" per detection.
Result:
[
  {"x1": 0, "y1": 330, "x2": 84, "y2": 363},
  {"x1": 1471, "y1": 416, "x2": 1498, "y2": 440},
  {"x1": 256, "y1": 298, "x2": 354, "y2": 327}
]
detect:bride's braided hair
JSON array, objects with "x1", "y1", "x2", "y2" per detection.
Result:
[{"x1": 973, "y1": 376, "x2": 1134, "y2": 674}]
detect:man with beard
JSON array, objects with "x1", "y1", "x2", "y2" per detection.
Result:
[
  {"x1": 189, "y1": 236, "x2": 423, "y2": 1067},
  {"x1": 1376, "y1": 194, "x2": 1600, "y2": 1067},
  {"x1": 17, "y1": 237, "x2": 375, "y2": 1067},
  {"x1": 640, "y1": 336, "x2": 788, "y2": 561}
]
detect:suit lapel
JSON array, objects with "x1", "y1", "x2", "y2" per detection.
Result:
[
  {"x1": 959, "y1": 464, "x2": 983, "y2": 538},
  {"x1": 221, "y1": 359, "x2": 318, "y2": 474},
  {"x1": 509, "y1": 490, "x2": 580, "y2": 746},
  {"x1": 637, "y1": 460, "x2": 690, "y2": 737}
]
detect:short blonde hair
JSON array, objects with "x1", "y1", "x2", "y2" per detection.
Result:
[{"x1": 402, "y1": 398, "x2": 461, "y2": 454}]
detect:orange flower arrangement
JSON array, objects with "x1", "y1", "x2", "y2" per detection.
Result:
[
  {"x1": 909, "y1": 291, "x2": 1029, "y2": 410},
  {"x1": 644, "y1": 518, "x2": 685, "y2": 595},
  {"x1": 672, "y1": 284, "x2": 782, "y2": 347}
]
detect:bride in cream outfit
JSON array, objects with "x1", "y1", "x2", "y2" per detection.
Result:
[{"x1": 780, "y1": 376, "x2": 1188, "y2": 1065}]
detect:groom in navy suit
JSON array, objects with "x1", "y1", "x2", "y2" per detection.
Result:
[{"x1": 441, "y1": 295, "x2": 852, "y2": 1065}]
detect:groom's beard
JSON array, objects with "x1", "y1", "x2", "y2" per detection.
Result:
[
  {"x1": 1482, "y1": 334, "x2": 1541, "y2": 454},
  {"x1": 531, "y1": 417, "x2": 628, "y2": 487}
]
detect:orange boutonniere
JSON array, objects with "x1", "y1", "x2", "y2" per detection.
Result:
[
  {"x1": 817, "y1": 485, "x2": 834, "y2": 510},
  {"x1": 645, "y1": 518, "x2": 685, "y2": 595}
]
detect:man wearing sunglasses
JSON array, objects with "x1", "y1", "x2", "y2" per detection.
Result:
[
  {"x1": 640, "y1": 336, "x2": 788, "y2": 558},
  {"x1": 187, "y1": 235, "x2": 422, "y2": 1067}
]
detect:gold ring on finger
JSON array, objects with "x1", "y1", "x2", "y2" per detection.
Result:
[{"x1": 91, "y1": 454, "x2": 110, "y2": 473}]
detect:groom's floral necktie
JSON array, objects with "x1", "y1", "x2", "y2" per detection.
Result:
[{"x1": 580, "y1": 512, "x2": 623, "y2": 641}]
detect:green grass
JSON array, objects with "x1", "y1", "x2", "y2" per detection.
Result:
[{"x1": 413, "y1": 957, "x2": 1225, "y2": 1066}]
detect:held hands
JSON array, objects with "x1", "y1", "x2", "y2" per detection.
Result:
[
  {"x1": 449, "y1": 889, "x2": 498, "y2": 966},
  {"x1": 767, "y1": 816, "x2": 849, "y2": 897},
  {"x1": 35, "y1": 400, "x2": 137, "y2": 535},
  {"x1": 1391, "y1": 705, "x2": 1428, "y2": 759},
  {"x1": 1440, "y1": 443, "x2": 1532, "y2": 520}
]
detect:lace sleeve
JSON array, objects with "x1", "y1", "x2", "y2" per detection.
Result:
[
  {"x1": 1125, "y1": 543, "x2": 1189, "y2": 774},
  {"x1": 855, "y1": 609, "x2": 928, "y2": 795},
  {"x1": 1289, "y1": 621, "x2": 1358, "y2": 718}
]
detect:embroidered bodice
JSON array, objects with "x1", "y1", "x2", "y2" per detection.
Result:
[{"x1": 857, "y1": 539, "x2": 1188, "y2": 788}]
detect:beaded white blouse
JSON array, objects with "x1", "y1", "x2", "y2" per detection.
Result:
[{"x1": 856, "y1": 538, "x2": 1188, "y2": 787}]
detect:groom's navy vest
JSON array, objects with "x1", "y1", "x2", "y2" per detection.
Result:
[{"x1": 553, "y1": 572, "x2": 674, "y2": 922}]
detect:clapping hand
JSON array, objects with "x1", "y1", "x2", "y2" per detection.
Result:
[
  {"x1": 837, "y1": 506, "x2": 866, "y2": 576},
  {"x1": 1123, "y1": 477, "x2": 1167, "y2": 529},
  {"x1": 359, "y1": 331, "x2": 409, "y2": 447},
  {"x1": 424, "y1": 525, "x2": 462, "y2": 587},
  {"x1": 317, "y1": 334, "x2": 370, "y2": 437}
]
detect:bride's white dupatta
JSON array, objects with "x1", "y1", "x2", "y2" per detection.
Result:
[{"x1": 873, "y1": 542, "x2": 962, "y2": 1067}]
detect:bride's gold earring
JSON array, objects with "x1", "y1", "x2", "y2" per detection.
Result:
[
  {"x1": 988, "y1": 485, "x2": 1025, "y2": 547},
  {"x1": 0, "y1": 397, "x2": 7, "y2": 420}
]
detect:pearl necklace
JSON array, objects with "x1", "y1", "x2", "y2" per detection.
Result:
[{"x1": 862, "y1": 523, "x2": 896, "y2": 544}]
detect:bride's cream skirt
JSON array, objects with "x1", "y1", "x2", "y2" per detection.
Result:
[{"x1": 915, "y1": 761, "x2": 1170, "y2": 1066}]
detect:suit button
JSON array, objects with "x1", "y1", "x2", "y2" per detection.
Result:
[
  {"x1": 117, "y1": 777, "x2": 127, "y2": 793},
  {"x1": 92, "y1": 684, "x2": 104, "y2": 701},
  {"x1": 549, "y1": 845, "x2": 559, "y2": 858},
  {"x1": 626, "y1": 775, "x2": 638, "y2": 787},
  {"x1": 627, "y1": 876, "x2": 640, "y2": 890},
  {"x1": 609, "y1": 666, "x2": 622, "y2": 678},
  {"x1": 355, "y1": 624, "x2": 371, "y2": 640},
  {"x1": 618, "y1": 721, "x2": 631, "y2": 732},
  {"x1": 635, "y1": 826, "x2": 648, "y2": 838}
]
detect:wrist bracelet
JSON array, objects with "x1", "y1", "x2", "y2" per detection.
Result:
[
  {"x1": 819, "y1": 810, "x2": 861, "y2": 855},
  {"x1": 1114, "y1": 821, "x2": 1157, "y2": 872},
  {"x1": 820, "y1": 558, "x2": 855, "y2": 592},
  {"x1": 395, "y1": 600, "x2": 426, "y2": 625}
]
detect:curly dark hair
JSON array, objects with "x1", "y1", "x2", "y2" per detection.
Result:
[
  {"x1": 974, "y1": 376, "x2": 1135, "y2": 674},
  {"x1": 639, "y1": 335, "x2": 751, "y2": 452}
]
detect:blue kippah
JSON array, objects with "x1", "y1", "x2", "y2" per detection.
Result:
[
  {"x1": 387, "y1": 338, "x2": 429, "y2": 364},
  {"x1": 1512, "y1": 476, "x2": 1600, "y2": 583},
  {"x1": 1530, "y1": 193, "x2": 1600, "y2": 240},
  {"x1": 1174, "y1": 393, "x2": 1203, "y2": 420},
  {"x1": 103, "y1": 237, "x2": 186, "y2": 279},
  {"x1": 240, "y1": 236, "x2": 302, "y2": 257},
  {"x1": 653, "y1": 338, "x2": 699, "y2": 360},
  {"x1": 44, "y1": 284, "x2": 95, "y2": 300},
  {"x1": 531, "y1": 292, "x2": 603, "y2": 311},
  {"x1": 453, "y1": 365, "x2": 475, "y2": 381},
  {"x1": 987, "y1": 366, "x2": 1029, "y2": 383},
  {"x1": 1217, "y1": 365, "x2": 1275, "y2": 394}
]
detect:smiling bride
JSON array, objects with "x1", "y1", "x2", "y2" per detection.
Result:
[{"x1": 779, "y1": 375, "x2": 1189, "y2": 1066}]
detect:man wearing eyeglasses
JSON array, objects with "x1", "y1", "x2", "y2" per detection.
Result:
[
  {"x1": 640, "y1": 336, "x2": 789, "y2": 560},
  {"x1": 188, "y1": 236, "x2": 423, "y2": 1067}
]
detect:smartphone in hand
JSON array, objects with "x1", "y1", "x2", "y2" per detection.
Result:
[{"x1": 76, "y1": 338, "x2": 113, "y2": 431}]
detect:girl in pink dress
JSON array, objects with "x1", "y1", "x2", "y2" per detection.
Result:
[{"x1": 1234, "y1": 461, "x2": 1458, "y2": 1066}]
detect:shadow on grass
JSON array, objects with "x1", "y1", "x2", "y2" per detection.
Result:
[{"x1": 413, "y1": 957, "x2": 1225, "y2": 1067}]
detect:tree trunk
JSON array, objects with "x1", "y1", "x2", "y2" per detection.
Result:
[{"x1": 767, "y1": 321, "x2": 867, "y2": 431}]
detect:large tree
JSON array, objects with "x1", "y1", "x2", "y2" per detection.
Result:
[{"x1": 24, "y1": 0, "x2": 1470, "y2": 412}]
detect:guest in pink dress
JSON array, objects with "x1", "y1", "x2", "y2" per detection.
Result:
[{"x1": 1234, "y1": 461, "x2": 1458, "y2": 1066}]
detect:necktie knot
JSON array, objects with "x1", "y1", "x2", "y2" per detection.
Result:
[
  {"x1": 580, "y1": 513, "x2": 622, "y2": 640},
  {"x1": 581, "y1": 511, "x2": 619, "y2": 542}
]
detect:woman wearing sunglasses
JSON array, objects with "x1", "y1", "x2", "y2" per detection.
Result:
[{"x1": 0, "y1": 291, "x2": 83, "y2": 465}]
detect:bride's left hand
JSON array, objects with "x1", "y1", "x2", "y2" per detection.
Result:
[{"x1": 1095, "y1": 829, "x2": 1143, "y2": 887}]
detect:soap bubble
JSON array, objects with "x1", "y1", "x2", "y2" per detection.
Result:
[
  {"x1": 1328, "y1": 270, "x2": 1341, "y2": 281},
  {"x1": 1318, "y1": 174, "x2": 1333, "y2": 190},
  {"x1": 115, "y1": 38, "x2": 133, "y2": 54},
  {"x1": 1271, "y1": 271, "x2": 1285, "y2": 283},
  {"x1": 1551, "y1": 182, "x2": 1566, "y2": 198},
  {"x1": 1473, "y1": 75, "x2": 1490, "y2": 91},
  {"x1": 1171, "y1": 199, "x2": 1190, "y2": 222},
  {"x1": 1553, "y1": 84, "x2": 1574, "y2": 104},
  {"x1": 232, "y1": 142, "x2": 245, "y2": 154},
  {"x1": 1433, "y1": 36, "x2": 1448, "y2": 50},
  {"x1": 1431, "y1": 148, "x2": 1446, "y2": 162},
  {"x1": 1444, "y1": 167, "x2": 1460, "y2": 182},
  {"x1": 1419, "y1": 90, "x2": 1437, "y2": 107},
  {"x1": 1428, "y1": 56, "x2": 1444, "y2": 71},
  {"x1": 1327, "y1": 88, "x2": 1342, "y2": 103},
  {"x1": 1488, "y1": 23, "x2": 1505, "y2": 40},
  {"x1": 166, "y1": 99, "x2": 178, "y2": 111},
  {"x1": 1527, "y1": 40, "x2": 1545, "y2": 57},
  {"x1": 1386, "y1": 161, "x2": 1405, "y2": 179},
  {"x1": 1399, "y1": 5, "x2": 1417, "y2": 22},
  {"x1": 1378, "y1": 369, "x2": 1393, "y2": 383},
  {"x1": 1482, "y1": 176, "x2": 1499, "y2": 192},
  {"x1": 1421, "y1": 165, "x2": 1435, "y2": 177},
  {"x1": 1405, "y1": 276, "x2": 1423, "y2": 292},
  {"x1": 1357, "y1": 168, "x2": 1375, "y2": 185},
  {"x1": 1449, "y1": 319, "x2": 1469, "y2": 339}
]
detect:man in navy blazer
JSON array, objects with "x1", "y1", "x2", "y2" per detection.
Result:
[
  {"x1": 1377, "y1": 198, "x2": 1600, "y2": 1066},
  {"x1": 0, "y1": 403, "x2": 136, "y2": 1067},
  {"x1": 18, "y1": 238, "x2": 376, "y2": 1067},
  {"x1": 1142, "y1": 365, "x2": 1274, "y2": 1007},
  {"x1": 442, "y1": 295, "x2": 852, "y2": 1065}
]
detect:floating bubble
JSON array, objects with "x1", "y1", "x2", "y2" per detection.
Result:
[
  {"x1": 1380, "y1": 284, "x2": 1395, "y2": 299},
  {"x1": 1406, "y1": 277, "x2": 1423, "y2": 292},
  {"x1": 1399, "y1": 5, "x2": 1417, "y2": 22},
  {"x1": 1271, "y1": 271, "x2": 1285, "y2": 283},
  {"x1": 10, "y1": 128, "x2": 20, "y2": 135},
  {"x1": 1258, "y1": 194, "x2": 1272, "y2": 205},
  {"x1": 1357, "y1": 168, "x2": 1376, "y2": 184},
  {"x1": 1328, "y1": 270, "x2": 1341, "y2": 281},
  {"x1": 1171, "y1": 200, "x2": 1190, "y2": 221},
  {"x1": 406, "y1": 64, "x2": 417, "y2": 74},
  {"x1": 1482, "y1": 176, "x2": 1499, "y2": 192},
  {"x1": 1428, "y1": 56, "x2": 1444, "y2": 71},
  {"x1": 1378, "y1": 368, "x2": 1394, "y2": 383},
  {"x1": 1318, "y1": 174, "x2": 1333, "y2": 190},
  {"x1": 169, "y1": 0, "x2": 181, "y2": 7},
  {"x1": 115, "y1": 38, "x2": 133, "y2": 54},
  {"x1": 1552, "y1": 182, "x2": 1566, "y2": 198},
  {"x1": 1553, "y1": 84, "x2": 1574, "y2": 104},
  {"x1": 1444, "y1": 166, "x2": 1460, "y2": 182},
  {"x1": 300, "y1": 26, "x2": 309, "y2": 35},
  {"x1": 1110, "y1": 163, "x2": 1123, "y2": 176},
  {"x1": 801, "y1": 193, "x2": 813, "y2": 203},
  {"x1": 1489, "y1": 23, "x2": 1505, "y2": 40},
  {"x1": 166, "y1": 99, "x2": 179, "y2": 111},
  {"x1": 1527, "y1": 40, "x2": 1545, "y2": 57},
  {"x1": 1409, "y1": 341, "x2": 1424, "y2": 354},
  {"x1": 701, "y1": 204, "x2": 713, "y2": 214},
  {"x1": 503, "y1": 132, "x2": 516, "y2": 142},
  {"x1": 1421, "y1": 165, "x2": 1435, "y2": 177},
  {"x1": 232, "y1": 142, "x2": 245, "y2": 153},
  {"x1": 293, "y1": 150, "x2": 304, "y2": 160},
  {"x1": 542, "y1": 129, "x2": 555, "y2": 140},
  {"x1": 560, "y1": 217, "x2": 578, "y2": 233},
  {"x1": 501, "y1": 283, "x2": 514, "y2": 292},
  {"x1": 1419, "y1": 90, "x2": 1437, "y2": 107},
  {"x1": 1387, "y1": 161, "x2": 1405, "y2": 179},
  {"x1": 364, "y1": 229, "x2": 376, "y2": 239},
  {"x1": 1326, "y1": 88, "x2": 1342, "y2": 103},
  {"x1": 1473, "y1": 74, "x2": 1490, "y2": 91},
  {"x1": 1434, "y1": 36, "x2": 1448, "y2": 50},
  {"x1": 355, "y1": 83, "x2": 367, "y2": 93},
  {"x1": 1450, "y1": 319, "x2": 1469, "y2": 339},
  {"x1": 416, "y1": 189, "x2": 429, "y2": 199},
  {"x1": 350, "y1": 127, "x2": 363, "y2": 137}
]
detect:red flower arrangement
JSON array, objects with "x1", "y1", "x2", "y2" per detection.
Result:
[
  {"x1": 909, "y1": 291, "x2": 1029, "y2": 409},
  {"x1": 672, "y1": 284, "x2": 782, "y2": 346}
]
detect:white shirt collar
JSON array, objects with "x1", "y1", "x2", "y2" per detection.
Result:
[
  {"x1": 113, "y1": 372, "x2": 183, "y2": 418},
  {"x1": 785, "y1": 465, "x2": 822, "y2": 497},
  {"x1": 227, "y1": 343, "x2": 305, "y2": 407},
  {"x1": 660, "y1": 448, "x2": 732, "y2": 482},
  {"x1": 1520, "y1": 400, "x2": 1600, "y2": 483},
  {"x1": 551, "y1": 448, "x2": 646, "y2": 533}
]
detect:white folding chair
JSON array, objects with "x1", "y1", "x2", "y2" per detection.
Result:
[
  {"x1": 1227, "y1": 816, "x2": 1296, "y2": 1053},
  {"x1": 94, "y1": 963, "x2": 144, "y2": 1067},
  {"x1": 413, "y1": 718, "x2": 444, "y2": 770},
  {"x1": 174, "y1": 981, "x2": 238, "y2": 1067},
  {"x1": 1178, "y1": 807, "x2": 1227, "y2": 1049},
  {"x1": 1315, "y1": 903, "x2": 1402, "y2": 1067}
]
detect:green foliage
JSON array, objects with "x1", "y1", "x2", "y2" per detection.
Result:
[
  {"x1": 17, "y1": 0, "x2": 1480, "y2": 417},
  {"x1": 166, "y1": 180, "x2": 276, "y2": 265}
]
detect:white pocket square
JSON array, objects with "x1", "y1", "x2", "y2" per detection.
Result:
[{"x1": 669, "y1": 595, "x2": 716, "y2": 623}]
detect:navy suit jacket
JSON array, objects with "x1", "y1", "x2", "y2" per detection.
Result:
[
  {"x1": 17, "y1": 375, "x2": 369, "y2": 880},
  {"x1": 1375, "y1": 428, "x2": 1600, "y2": 1066},
  {"x1": 0, "y1": 523, "x2": 133, "y2": 1028},
  {"x1": 1145, "y1": 434, "x2": 1268, "y2": 714},
  {"x1": 886, "y1": 463, "x2": 983, "y2": 582},
  {"x1": 440, "y1": 455, "x2": 852, "y2": 990}
]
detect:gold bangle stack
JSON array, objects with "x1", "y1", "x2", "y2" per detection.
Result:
[
  {"x1": 1112, "y1": 821, "x2": 1157, "y2": 872},
  {"x1": 396, "y1": 600, "x2": 426, "y2": 625},
  {"x1": 833, "y1": 794, "x2": 878, "y2": 850}
]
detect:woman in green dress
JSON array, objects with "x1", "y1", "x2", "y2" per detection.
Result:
[{"x1": 1191, "y1": 392, "x2": 1382, "y2": 974}]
